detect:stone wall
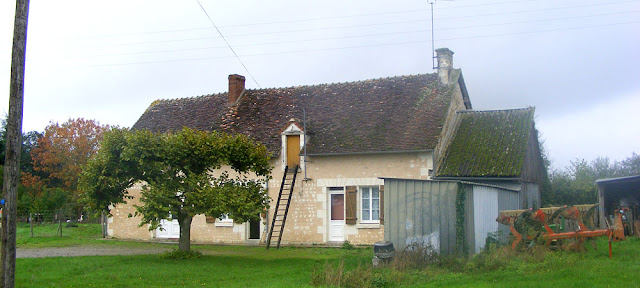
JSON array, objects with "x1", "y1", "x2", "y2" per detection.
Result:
[{"x1": 109, "y1": 151, "x2": 433, "y2": 245}]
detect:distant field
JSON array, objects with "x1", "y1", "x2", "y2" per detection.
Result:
[
  {"x1": 16, "y1": 222, "x2": 151, "y2": 249},
  {"x1": 17, "y1": 222, "x2": 102, "y2": 247},
  {"x1": 14, "y1": 224, "x2": 640, "y2": 287}
]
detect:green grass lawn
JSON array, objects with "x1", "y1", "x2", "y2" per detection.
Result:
[
  {"x1": 17, "y1": 223, "x2": 167, "y2": 249},
  {"x1": 14, "y1": 224, "x2": 640, "y2": 287},
  {"x1": 17, "y1": 222, "x2": 104, "y2": 248},
  {"x1": 17, "y1": 247, "x2": 371, "y2": 288},
  {"x1": 393, "y1": 237, "x2": 640, "y2": 287}
]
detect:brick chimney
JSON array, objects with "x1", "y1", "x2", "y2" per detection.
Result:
[
  {"x1": 435, "y1": 48, "x2": 454, "y2": 84},
  {"x1": 228, "y1": 74, "x2": 246, "y2": 106}
]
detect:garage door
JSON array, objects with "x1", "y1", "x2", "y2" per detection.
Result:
[{"x1": 156, "y1": 219, "x2": 180, "y2": 239}]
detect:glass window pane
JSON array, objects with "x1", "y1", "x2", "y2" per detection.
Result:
[
  {"x1": 372, "y1": 199, "x2": 379, "y2": 210},
  {"x1": 362, "y1": 188, "x2": 370, "y2": 200},
  {"x1": 363, "y1": 210, "x2": 370, "y2": 221},
  {"x1": 372, "y1": 187, "x2": 379, "y2": 199},
  {"x1": 373, "y1": 210, "x2": 379, "y2": 221},
  {"x1": 331, "y1": 194, "x2": 344, "y2": 220}
]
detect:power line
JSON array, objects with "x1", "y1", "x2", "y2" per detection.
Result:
[
  {"x1": 196, "y1": 0, "x2": 260, "y2": 88},
  {"x1": 79, "y1": 4, "x2": 640, "y2": 50},
  {"x1": 42, "y1": 0, "x2": 636, "y2": 43},
  {"x1": 214, "y1": 0, "x2": 530, "y2": 28},
  {"x1": 40, "y1": 0, "x2": 532, "y2": 41},
  {"x1": 88, "y1": 20, "x2": 640, "y2": 68},
  {"x1": 224, "y1": 0, "x2": 637, "y2": 38},
  {"x1": 91, "y1": 10, "x2": 640, "y2": 57}
]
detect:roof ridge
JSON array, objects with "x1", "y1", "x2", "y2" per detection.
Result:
[
  {"x1": 152, "y1": 92, "x2": 227, "y2": 103},
  {"x1": 457, "y1": 107, "x2": 534, "y2": 114},
  {"x1": 244, "y1": 73, "x2": 437, "y2": 92}
]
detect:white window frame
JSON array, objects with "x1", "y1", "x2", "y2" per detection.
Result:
[
  {"x1": 360, "y1": 186, "x2": 380, "y2": 224},
  {"x1": 215, "y1": 214, "x2": 233, "y2": 227}
]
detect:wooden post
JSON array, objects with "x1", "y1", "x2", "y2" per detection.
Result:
[
  {"x1": 29, "y1": 213, "x2": 32, "y2": 238},
  {"x1": 58, "y1": 212, "x2": 62, "y2": 237},
  {"x1": 1, "y1": 1, "x2": 30, "y2": 287},
  {"x1": 101, "y1": 211, "x2": 105, "y2": 238}
]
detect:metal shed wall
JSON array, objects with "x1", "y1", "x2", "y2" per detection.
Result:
[
  {"x1": 472, "y1": 185, "x2": 499, "y2": 253},
  {"x1": 467, "y1": 185, "x2": 520, "y2": 253},
  {"x1": 384, "y1": 179, "x2": 458, "y2": 254},
  {"x1": 497, "y1": 188, "x2": 520, "y2": 240}
]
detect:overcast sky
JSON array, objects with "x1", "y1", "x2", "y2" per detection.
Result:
[{"x1": 1, "y1": 0, "x2": 639, "y2": 169}]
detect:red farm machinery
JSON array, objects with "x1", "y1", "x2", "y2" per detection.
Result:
[{"x1": 496, "y1": 204, "x2": 626, "y2": 258}]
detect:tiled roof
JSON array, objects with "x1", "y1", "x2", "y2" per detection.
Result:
[
  {"x1": 132, "y1": 73, "x2": 454, "y2": 155},
  {"x1": 436, "y1": 108, "x2": 535, "y2": 178}
]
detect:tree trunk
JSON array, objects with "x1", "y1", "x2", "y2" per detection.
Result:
[{"x1": 177, "y1": 208, "x2": 192, "y2": 252}]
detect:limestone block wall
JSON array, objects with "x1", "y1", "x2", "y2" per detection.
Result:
[
  {"x1": 109, "y1": 151, "x2": 433, "y2": 245},
  {"x1": 108, "y1": 184, "x2": 152, "y2": 240},
  {"x1": 190, "y1": 215, "x2": 247, "y2": 244},
  {"x1": 274, "y1": 152, "x2": 433, "y2": 245},
  {"x1": 109, "y1": 167, "x2": 267, "y2": 243}
]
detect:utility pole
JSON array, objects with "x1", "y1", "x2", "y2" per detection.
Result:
[{"x1": 1, "y1": 0, "x2": 30, "y2": 287}]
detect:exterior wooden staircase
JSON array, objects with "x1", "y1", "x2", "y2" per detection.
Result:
[{"x1": 266, "y1": 165, "x2": 298, "y2": 249}]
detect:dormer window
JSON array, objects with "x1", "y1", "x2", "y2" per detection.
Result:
[{"x1": 281, "y1": 119, "x2": 305, "y2": 171}]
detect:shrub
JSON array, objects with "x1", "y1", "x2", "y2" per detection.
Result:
[
  {"x1": 389, "y1": 242, "x2": 440, "y2": 271},
  {"x1": 311, "y1": 260, "x2": 391, "y2": 288},
  {"x1": 160, "y1": 249, "x2": 202, "y2": 260},
  {"x1": 342, "y1": 240, "x2": 355, "y2": 250},
  {"x1": 311, "y1": 260, "x2": 344, "y2": 287}
]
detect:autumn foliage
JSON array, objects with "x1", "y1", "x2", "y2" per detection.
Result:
[{"x1": 29, "y1": 118, "x2": 109, "y2": 212}]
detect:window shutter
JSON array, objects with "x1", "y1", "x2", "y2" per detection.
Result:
[
  {"x1": 379, "y1": 185, "x2": 384, "y2": 224},
  {"x1": 205, "y1": 216, "x2": 215, "y2": 223},
  {"x1": 345, "y1": 186, "x2": 357, "y2": 225}
]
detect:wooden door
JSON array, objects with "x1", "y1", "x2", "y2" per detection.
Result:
[{"x1": 286, "y1": 135, "x2": 300, "y2": 168}]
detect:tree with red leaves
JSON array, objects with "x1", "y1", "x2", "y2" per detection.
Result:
[{"x1": 30, "y1": 118, "x2": 109, "y2": 215}]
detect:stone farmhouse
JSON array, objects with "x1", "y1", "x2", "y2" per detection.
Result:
[{"x1": 107, "y1": 48, "x2": 543, "y2": 246}]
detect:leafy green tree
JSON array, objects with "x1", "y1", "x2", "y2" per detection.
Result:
[
  {"x1": 536, "y1": 129, "x2": 553, "y2": 206},
  {"x1": 616, "y1": 152, "x2": 640, "y2": 176},
  {"x1": 547, "y1": 153, "x2": 640, "y2": 206},
  {"x1": 80, "y1": 128, "x2": 271, "y2": 251},
  {"x1": 0, "y1": 117, "x2": 42, "y2": 176},
  {"x1": 79, "y1": 127, "x2": 140, "y2": 212},
  {"x1": 19, "y1": 131, "x2": 42, "y2": 175},
  {"x1": 1, "y1": 116, "x2": 44, "y2": 215}
]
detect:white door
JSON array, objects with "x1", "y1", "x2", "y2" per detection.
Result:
[
  {"x1": 156, "y1": 219, "x2": 180, "y2": 239},
  {"x1": 329, "y1": 190, "x2": 345, "y2": 242}
]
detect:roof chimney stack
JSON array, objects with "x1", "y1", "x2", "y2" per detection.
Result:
[
  {"x1": 228, "y1": 74, "x2": 246, "y2": 106},
  {"x1": 435, "y1": 48, "x2": 454, "y2": 84}
]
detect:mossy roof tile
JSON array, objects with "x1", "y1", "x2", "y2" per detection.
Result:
[{"x1": 436, "y1": 108, "x2": 534, "y2": 178}]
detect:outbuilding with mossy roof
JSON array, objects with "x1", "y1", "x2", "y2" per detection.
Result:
[{"x1": 435, "y1": 107, "x2": 545, "y2": 209}]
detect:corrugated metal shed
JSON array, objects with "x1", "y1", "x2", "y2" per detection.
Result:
[
  {"x1": 384, "y1": 179, "x2": 458, "y2": 253},
  {"x1": 464, "y1": 185, "x2": 520, "y2": 253},
  {"x1": 383, "y1": 178, "x2": 520, "y2": 255}
]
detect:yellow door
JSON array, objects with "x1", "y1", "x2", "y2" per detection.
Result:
[{"x1": 286, "y1": 135, "x2": 300, "y2": 168}]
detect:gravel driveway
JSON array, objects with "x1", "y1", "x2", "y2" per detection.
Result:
[{"x1": 17, "y1": 246, "x2": 173, "y2": 258}]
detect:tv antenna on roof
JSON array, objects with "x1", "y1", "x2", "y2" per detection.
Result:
[{"x1": 428, "y1": 0, "x2": 453, "y2": 70}]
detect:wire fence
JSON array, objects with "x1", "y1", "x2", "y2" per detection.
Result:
[{"x1": 15, "y1": 210, "x2": 103, "y2": 238}]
